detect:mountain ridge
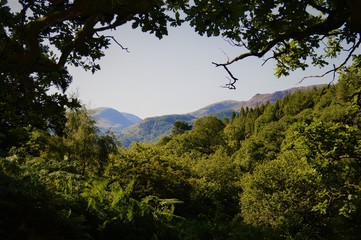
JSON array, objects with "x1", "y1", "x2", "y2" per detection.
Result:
[
  {"x1": 189, "y1": 85, "x2": 319, "y2": 118},
  {"x1": 92, "y1": 107, "x2": 142, "y2": 133},
  {"x1": 92, "y1": 85, "x2": 325, "y2": 146}
]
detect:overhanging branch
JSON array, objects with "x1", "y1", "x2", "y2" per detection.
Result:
[
  {"x1": 213, "y1": 6, "x2": 349, "y2": 89},
  {"x1": 57, "y1": 15, "x2": 99, "y2": 68},
  {"x1": 300, "y1": 34, "x2": 361, "y2": 83}
]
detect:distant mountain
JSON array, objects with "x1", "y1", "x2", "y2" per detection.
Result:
[
  {"x1": 93, "y1": 85, "x2": 324, "y2": 146},
  {"x1": 91, "y1": 107, "x2": 142, "y2": 133},
  {"x1": 240, "y1": 87, "x2": 304, "y2": 107},
  {"x1": 190, "y1": 85, "x2": 320, "y2": 118},
  {"x1": 190, "y1": 100, "x2": 241, "y2": 118}
]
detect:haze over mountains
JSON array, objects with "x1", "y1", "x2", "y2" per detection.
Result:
[{"x1": 92, "y1": 85, "x2": 323, "y2": 146}]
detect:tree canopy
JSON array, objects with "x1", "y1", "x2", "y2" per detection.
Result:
[
  {"x1": 186, "y1": 0, "x2": 361, "y2": 88},
  {"x1": 1, "y1": 0, "x2": 361, "y2": 151}
]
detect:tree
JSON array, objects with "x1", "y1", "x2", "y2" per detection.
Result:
[
  {"x1": 0, "y1": 0, "x2": 185, "y2": 152},
  {"x1": 172, "y1": 120, "x2": 193, "y2": 135},
  {"x1": 185, "y1": 116, "x2": 226, "y2": 155},
  {"x1": 240, "y1": 151, "x2": 324, "y2": 238},
  {"x1": 186, "y1": 0, "x2": 361, "y2": 88},
  {"x1": 37, "y1": 108, "x2": 118, "y2": 176}
]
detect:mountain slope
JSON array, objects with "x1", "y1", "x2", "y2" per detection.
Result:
[
  {"x1": 190, "y1": 85, "x2": 321, "y2": 118},
  {"x1": 94, "y1": 85, "x2": 324, "y2": 146},
  {"x1": 190, "y1": 100, "x2": 241, "y2": 118},
  {"x1": 120, "y1": 114, "x2": 196, "y2": 146},
  {"x1": 92, "y1": 107, "x2": 142, "y2": 133}
]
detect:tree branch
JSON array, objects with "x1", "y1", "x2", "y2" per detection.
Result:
[
  {"x1": 213, "y1": 5, "x2": 349, "y2": 88},
  {"x1": 299, "y1": 34, "x2": 361, "y2": 83},
  {"x1": 305, "y1": 0, "x2": 332, "y2": 14},
  {"x1": 212, "y1": 62, "x2": 238, "y2": 89},
  {"x1": 103, "y1": 35, "x2": 130, "y2": 53},
  {"x1": 219, "y1": 11, "x2": 347, "y2": 66},
  {"x1": 93, "y1": 14, "x2": 133, "y2": 32},
  {"x1": 57, "y1": 15, "x2": 99, "y2": 67}
]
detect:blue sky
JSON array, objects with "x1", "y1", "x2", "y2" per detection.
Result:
[{"x1": 69, "y1": 22, "x2": 343, "y2": 119}]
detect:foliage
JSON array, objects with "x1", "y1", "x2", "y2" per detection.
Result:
[
  {"x1": 240, "y1": 150, "x2": 323, "y2": 238},
  {"x1": 186, "y1": 0, "x2": 361, "y2": 82},
  {"x1": 164, "y1": 116, "x2": 227, "y2": 156},
  {"x1": 105, "y1": 143, "x2": 192, "y2": 202},
  {"x1": 2, "y1": 0, "x2": 361, "y2": 239},
  {"x1": 0, "y1": 109, "x2": 185, "y2": 239},
  {"x1": 0, "y1": 163, "x2": 90, "y2": 240},
  {"x1": 239, "y1": 61, "x2": 361, "y2": 239},
  {"x1": 3, "y1": 32, "x2": 361, "y2": 238},
  {"x1": 172, "y1": 120, "x2": 193, "y2": 135},
  {"x1": 81, "y1": 179, "x2": 183, "y2": 240}
]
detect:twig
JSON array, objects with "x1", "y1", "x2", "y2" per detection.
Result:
[
  {"x1": 104, "y1": 35, "x2": 129, "y2": 53},
  {"x1": 219, "y1": 48, "x2": 230, "y2": 62},
  {"x1": 213, "y1": 62, "x2": 239, "y2": 89}
]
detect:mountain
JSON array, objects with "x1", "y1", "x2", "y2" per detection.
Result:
[
  {"x1": 119, "y1": 114, "x2": 196, "y2": 147},
  {"x1": 93, "y1": 85, "x2": 324, "y2": 146},
  {"x1": 91, "y1": 107, "x2": 142, "y2": 133},
  {"x1": 190, "y1": 100, "x2": 241, "y2": 118},
  {"x1": 190, "y1": 85, "x2": 320, "y2": 118}
]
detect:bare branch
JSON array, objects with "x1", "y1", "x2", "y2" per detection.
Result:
[
  {"x1": 103, "y1": 35, "x2": 130, "y2": 53},
  {"x1": 222, "y1": 76, "x2": 236, "y2": 90},
  {"x1": 213, "y1": 62, "x2": 238, "y2": 89},
  {"x1": 262, "y1": 54, "x2": 275, "y2": 66},
  {"x1": 212, "y1": 8, "x2": 351, "y2": 89},
  {"x1": 219, "y1": 48, "x2": 230, "y2": 62}
]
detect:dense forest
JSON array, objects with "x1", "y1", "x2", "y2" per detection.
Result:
[{"x1": 1, "y1": 59, "x2": 361, "y2": 239}]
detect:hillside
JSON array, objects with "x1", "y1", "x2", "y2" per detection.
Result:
[
  {"x1": 116, "y1": 85, "x2": 323, "y2": 146},
  {"x1": 190, "y1": 85, "x2": 320, "y2": 118},
  {"x1": 92, "y1": 107, "x2": 142, "y2": 133},
  {"x1": 190, "y1": 100, "x2": 241, "y2": 118},
  {"x1": 120, "y1": 114, "x2": 196, "y2": 146}
]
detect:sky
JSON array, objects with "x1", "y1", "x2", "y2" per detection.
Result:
[
  {"x1": 69, "y1": 22, "x2": 343, "y2": 119},
  {"x1": 7, "y1": 1, "x2": 359, "y2": 119}
]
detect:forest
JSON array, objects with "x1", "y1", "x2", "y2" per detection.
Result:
[
  {"x1": 1, "y1": 59, "x2": 361, "y2": 239},
  {"x1": 2, "y1": 0, "x2": 361, "y2": 239}
]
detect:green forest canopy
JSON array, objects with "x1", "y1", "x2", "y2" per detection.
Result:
[{"x1": 1, "y1": 61, "x2": 361, "y2": 239}]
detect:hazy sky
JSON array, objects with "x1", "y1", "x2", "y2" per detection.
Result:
[{"x1": 69, "y1": 22, "x2": 346, "y2": 119}]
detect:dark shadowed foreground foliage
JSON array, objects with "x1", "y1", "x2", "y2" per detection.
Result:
[{"x1": 1, "y1": 60, "x2": 361, "y2": 239}]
